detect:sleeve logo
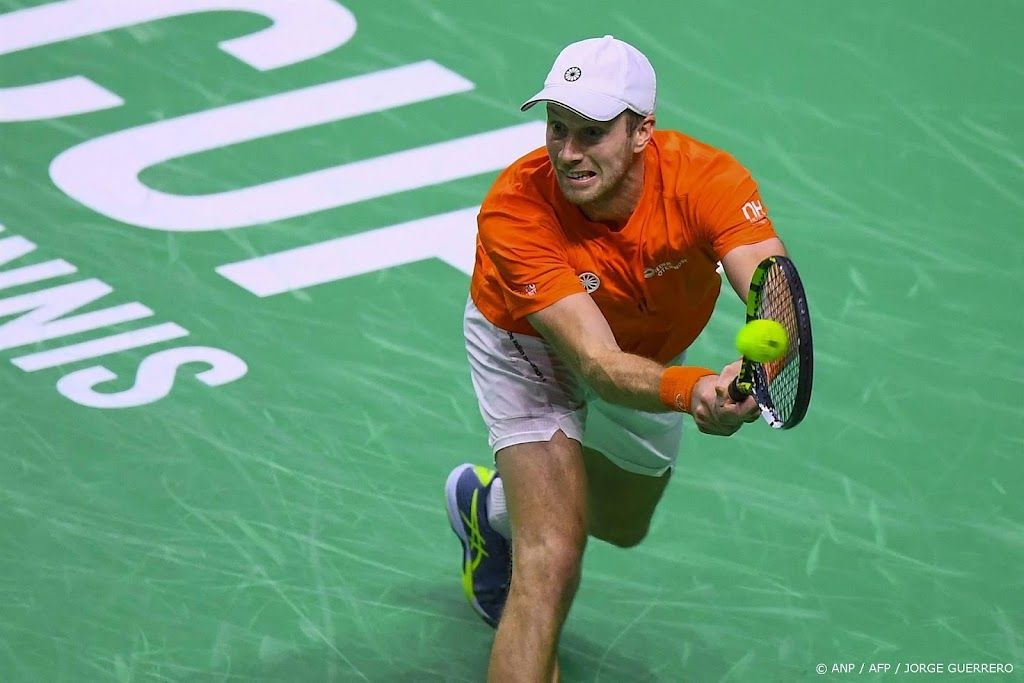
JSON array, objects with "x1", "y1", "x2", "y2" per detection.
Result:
[{"x1": 741, "y1": 200, "x2": 766, "y2": 223}]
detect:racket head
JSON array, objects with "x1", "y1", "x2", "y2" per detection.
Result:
[{"x1": 744, "y1": 256, "x2": 814, "y2": 429}]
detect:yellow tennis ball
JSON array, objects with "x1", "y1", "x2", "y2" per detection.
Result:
[{"x1": 736, "y1": 319, "x2": 789, "y2": 362}]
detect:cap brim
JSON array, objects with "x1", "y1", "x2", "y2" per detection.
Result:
[{"x1": 520, "y1": 85, "x2": 629, "y2": 122}]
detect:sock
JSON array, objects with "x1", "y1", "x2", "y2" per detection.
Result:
[{"x1": 486, "y1": 476, "x2": 511, "y2": 540}]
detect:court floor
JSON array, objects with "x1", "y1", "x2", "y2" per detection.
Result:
[{"x1": 1, "y1": 1, "x2": 1021, "y2": 680}]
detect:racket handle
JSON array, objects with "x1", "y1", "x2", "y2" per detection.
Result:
[{"x1": 727, "y1": 376, "x2": 748, "y2": 402}]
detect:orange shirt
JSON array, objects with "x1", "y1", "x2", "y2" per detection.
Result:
[{"x1": 470, "y1": 130, "x2": 777, "y2": 364}]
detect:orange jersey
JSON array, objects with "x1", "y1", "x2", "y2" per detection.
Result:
[{"x1": 470, "y1": 130, "x2": 777, "y2": 364}]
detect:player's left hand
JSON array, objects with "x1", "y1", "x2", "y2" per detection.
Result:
[
  {"x1": 716, "y1": 359, "x2": 761, "y2": 423},
  {"x1": 690, "y1": 360, "x2": 760, "y2": 435}
]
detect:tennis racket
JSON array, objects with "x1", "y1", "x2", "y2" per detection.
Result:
[{"x1": 727, "y1": 255, "x2": 813, "y2": 429}]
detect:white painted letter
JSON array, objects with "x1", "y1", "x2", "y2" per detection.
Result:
[
  {"x1": 13, "y1": 323, "x2": 189, "y2": 372},
  {"x1": 0, "y1": 279, "x2": 153, "y2": 352},
  {"x1": 49, "y1": 62, "x2": 498, "y2": 231},
  {"x1": 0, "y1": 0, "x2": 356, "y2": 121},
  {"x1": 56, "y1": 345, "x2": 248, "y2": 408},
  {"x1": 0, "y1": 260, "x2": 78, "y2": 292},
  {"x1": 0, "y1": 235, "x2": 38, "y2": 266},
  {"x1": 217, "y1": 207, "x2": 482, "y2": 296},
  {"x1": 0, "y1": 233, "x2": 81, "y2": 318}
]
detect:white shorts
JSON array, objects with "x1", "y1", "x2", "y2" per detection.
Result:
[{"x1": 463, "y1": 297, "x2": 685, "y2": 477}]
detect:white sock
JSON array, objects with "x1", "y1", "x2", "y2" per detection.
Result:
[{"x1": 486, "y1": 476, "x2": 511, "y2": 540}]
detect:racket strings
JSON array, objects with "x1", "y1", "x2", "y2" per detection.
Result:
[{"x1": 756, "y1": 265, "x2": 801, "y2": 422}]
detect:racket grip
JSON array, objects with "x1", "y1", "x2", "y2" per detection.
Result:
[{"x1": 727, "y1": 376, "x2": 749, "y2": 402}]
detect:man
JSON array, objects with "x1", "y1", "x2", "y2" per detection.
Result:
[{"x1": 445, "y1": 35, "x2": 785, "y2": 681}]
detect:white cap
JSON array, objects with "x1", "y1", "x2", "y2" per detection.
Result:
[{"x1": 521, "y1": 35, "x2": 656, "y2": 121}]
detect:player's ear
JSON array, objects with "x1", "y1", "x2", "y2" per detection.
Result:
[{"x1": 632, "y1": 115, "x2": 655, "y2": 153}]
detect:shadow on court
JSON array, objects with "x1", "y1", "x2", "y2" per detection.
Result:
[{"x1": 222, "y1": 580, "x2": 676, "y2": 681}]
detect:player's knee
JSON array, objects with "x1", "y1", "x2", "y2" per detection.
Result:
[{"x1": 513, "y1": 533, "x2": 585, "y2": 600}]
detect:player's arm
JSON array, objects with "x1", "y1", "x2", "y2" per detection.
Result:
[
  {"x1": 527, "y1": 293, "x2": 664, "y2": 411},
  {"x1": 527, "y1": 294, "x2": 758, "y2": 435},
  {"x1": 721, "y1": 237, "x2": 787, "y2": 302}
]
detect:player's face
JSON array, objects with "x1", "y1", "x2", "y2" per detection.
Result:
[{"x1": 545, "y1": 105, "x2": 640, "y2": 209}]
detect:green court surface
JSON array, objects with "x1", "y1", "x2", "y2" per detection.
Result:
[{"x1": 1, "y1": 1, "x2": 1021, "y2": 680}]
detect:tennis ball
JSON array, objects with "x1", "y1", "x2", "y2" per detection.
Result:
[{"x1": 735, "y1": 319, "x2": 789, "y2": 362}]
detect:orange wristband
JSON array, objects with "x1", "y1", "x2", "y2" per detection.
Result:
[{"x1": 659, "y1": 366, "x2": 715, "y2": 413}]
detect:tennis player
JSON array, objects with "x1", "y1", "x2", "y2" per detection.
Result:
[{"x1": 446, "y1": 35, "x2": 786, "y2": 681}]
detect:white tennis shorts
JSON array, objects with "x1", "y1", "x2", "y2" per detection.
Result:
[{"x1": 464, "y1": 297, "x2": 685, "y2": 477}]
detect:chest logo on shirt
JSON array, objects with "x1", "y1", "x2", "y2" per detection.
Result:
[
  {"x1": 643, "y1": 258, "x2": 687, "y2": 279},
  {"x1": 578, "y1": 271, "x2": 601, "y2": 293}
]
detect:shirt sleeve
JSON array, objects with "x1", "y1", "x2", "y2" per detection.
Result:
[
  {"x1": 693, "y1": 153, "x2": 778, "y2": 260},
  {"x1": 477, "y1": 186, "x2": 584, "y2": 320}
]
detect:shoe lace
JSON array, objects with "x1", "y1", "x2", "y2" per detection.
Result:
[{"x1": 460, "y1": 489, "x2": 490, "y2": 571}]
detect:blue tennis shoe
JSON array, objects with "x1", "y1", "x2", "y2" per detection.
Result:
[{"x1": 444, "y1": 463, "x2": 511, "y2": 628}]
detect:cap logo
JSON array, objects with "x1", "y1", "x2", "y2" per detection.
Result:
[{"x1": 564, "y1": 66, "x2": 581, "y2": 82}]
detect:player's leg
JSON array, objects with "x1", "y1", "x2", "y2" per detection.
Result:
[
  {"x1": 453, "y1": 297, "x2": 587, "y2": 637},
  {"x1": 489, "y1": 429, "x2": 587, "y2": 683},
  {"x1": 579, "y1": 387, "x2": 684, "y2": 547},
  {"x1": 582, "y1": 446, "x2": 672, "y2": 547}
]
